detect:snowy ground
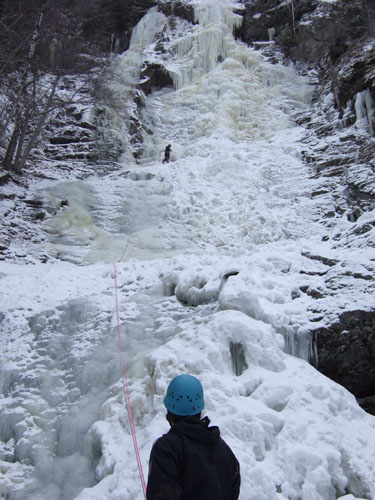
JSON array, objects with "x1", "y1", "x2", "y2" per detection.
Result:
[{"x1": 1, "y1": 1, "x2": 375, "y2": 499}]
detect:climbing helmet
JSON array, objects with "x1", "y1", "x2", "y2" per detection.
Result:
[{"x1": 164, "y1": 374, "x2": 205, "y2": 416}]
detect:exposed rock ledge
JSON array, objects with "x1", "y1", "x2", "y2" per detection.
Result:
[{"x1": 311, "y1": 310, "x2": 375, "y2": 414}]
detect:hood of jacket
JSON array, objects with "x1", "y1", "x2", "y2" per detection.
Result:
[{"x1": 170, "y1": 416, "x2": 220, "y2": 446}]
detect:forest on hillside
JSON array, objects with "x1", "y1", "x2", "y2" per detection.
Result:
[{"x1": 0, "y1": 0, "x2": 156, "y2": 174}]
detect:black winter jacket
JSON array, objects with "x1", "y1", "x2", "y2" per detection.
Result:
[{"x1": 146, "y1": 416, "x2": 240, "y2": 500}]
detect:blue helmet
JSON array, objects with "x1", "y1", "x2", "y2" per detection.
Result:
[{"x1": 164, "y1": 374, "x2": 205, "y2": 416}]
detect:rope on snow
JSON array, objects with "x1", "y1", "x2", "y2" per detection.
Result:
[{"x1": 113, "y1": 262, "x2": 147, "y2": 499}]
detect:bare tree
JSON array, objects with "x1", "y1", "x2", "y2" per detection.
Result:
[{"x1": 2, "y1": 4, "x2": 46, "y2": 171}]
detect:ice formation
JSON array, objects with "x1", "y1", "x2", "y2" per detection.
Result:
[{"x1": 1, "y1": 1, "x2": 375, "y2": 500}]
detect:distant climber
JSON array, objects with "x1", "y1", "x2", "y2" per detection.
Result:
[
  {"x1": 162, "y1": 144, "x2": 171, "y2": 163},
  {"x1": 146, "y1": 374, "x2": 241, "y2": 500}
]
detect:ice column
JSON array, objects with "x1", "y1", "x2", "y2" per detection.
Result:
[
  {"x1": 354, "y1": 88, "x2": 375, "y2": 134},
  {"x1": 168, "y1": 1, "x2": 243, "y2": 89},
  {"x1": 129, "y1": 8, "x2": 167, "y2": 50}
]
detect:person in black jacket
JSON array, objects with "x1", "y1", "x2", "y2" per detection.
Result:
[
  {"x1": 162, "y1": 144, "x2": 172, "y2": 163},
  {"x1": 147, "y1": 374, "x2": 241, "y2": 500}
]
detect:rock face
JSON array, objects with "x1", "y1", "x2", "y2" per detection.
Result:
[
  {"x1": 42, "y1": 77, "x2": 97, "y2": 165},
  {"x1": 81, "y1": 0, "x2": 195, "y2": 54},
  {"x1": 238, "y1": 0, "x2": 317, "y2": 57},
  {"x1": 139, "y1": 63, "x2": 174, "y2": 96},
  {"x1": 311, "y1": 311, "x2": 375, "y2": 414},
  {"x1": 238, "y1": 0, "x2": 375, "y2": 134},
  {"x1": 238, "y1": 0, "x2": 371, "y2": 63},
  {"x1": 238, "y1": 0, "x2": 375, "y2": 414},
  {"x1": 157, "y1": 1, "x2": 196, "y2": 25},
  {"x1": 82, "y1": 0, "x2": 158, "y2": 53}
]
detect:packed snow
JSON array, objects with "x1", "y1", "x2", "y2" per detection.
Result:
[{"x1": 1, "y1": 1, "x2": 375, "y2": 500}]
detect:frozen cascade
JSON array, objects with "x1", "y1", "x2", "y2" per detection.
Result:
[
  {"x1": 1, "y1": 1, "x2": 375, "y2": 500},
  {"x1": 167, "y1": 1, "x2": 242, "y2": 89},
  {"x1": 95, "y1": 7, "x2": 169, "y2": 165}
]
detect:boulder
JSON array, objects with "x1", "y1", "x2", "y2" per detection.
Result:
[
  {"x1": 157, "y1": 1, "x2": 196, "y2": 25},
  {"x1": 311, "y1": 310, "x2": 375, "y2": 414}
]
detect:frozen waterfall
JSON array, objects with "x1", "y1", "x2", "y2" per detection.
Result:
[{"x1": 1, "y1": 1, "x2": 375, "y2": 500}]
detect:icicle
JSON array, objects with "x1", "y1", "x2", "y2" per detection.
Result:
[
  {"x1": 230, "y1": 342, "x2": 248, "y2": 376},
  {"x1": 354, "y1": 88, "x2": 375, "y2": 134},
  {"x1": 339, "y1": 99, "x2": 353, "y2": 129},
  {"x1": 268, "y1": 27, "x2": 276, "y2": 41},
  {"x1": 282, "y1": 326, "x2": 313, "y2": 361}
]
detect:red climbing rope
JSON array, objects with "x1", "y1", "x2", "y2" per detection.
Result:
[{"x1": 113, "y1": 263, "x2": 147, "y2": 499}]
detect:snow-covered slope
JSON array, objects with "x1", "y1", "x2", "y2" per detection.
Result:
[{"x1": 1, "y1": 1, "x2": 375, "y2": 499}]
